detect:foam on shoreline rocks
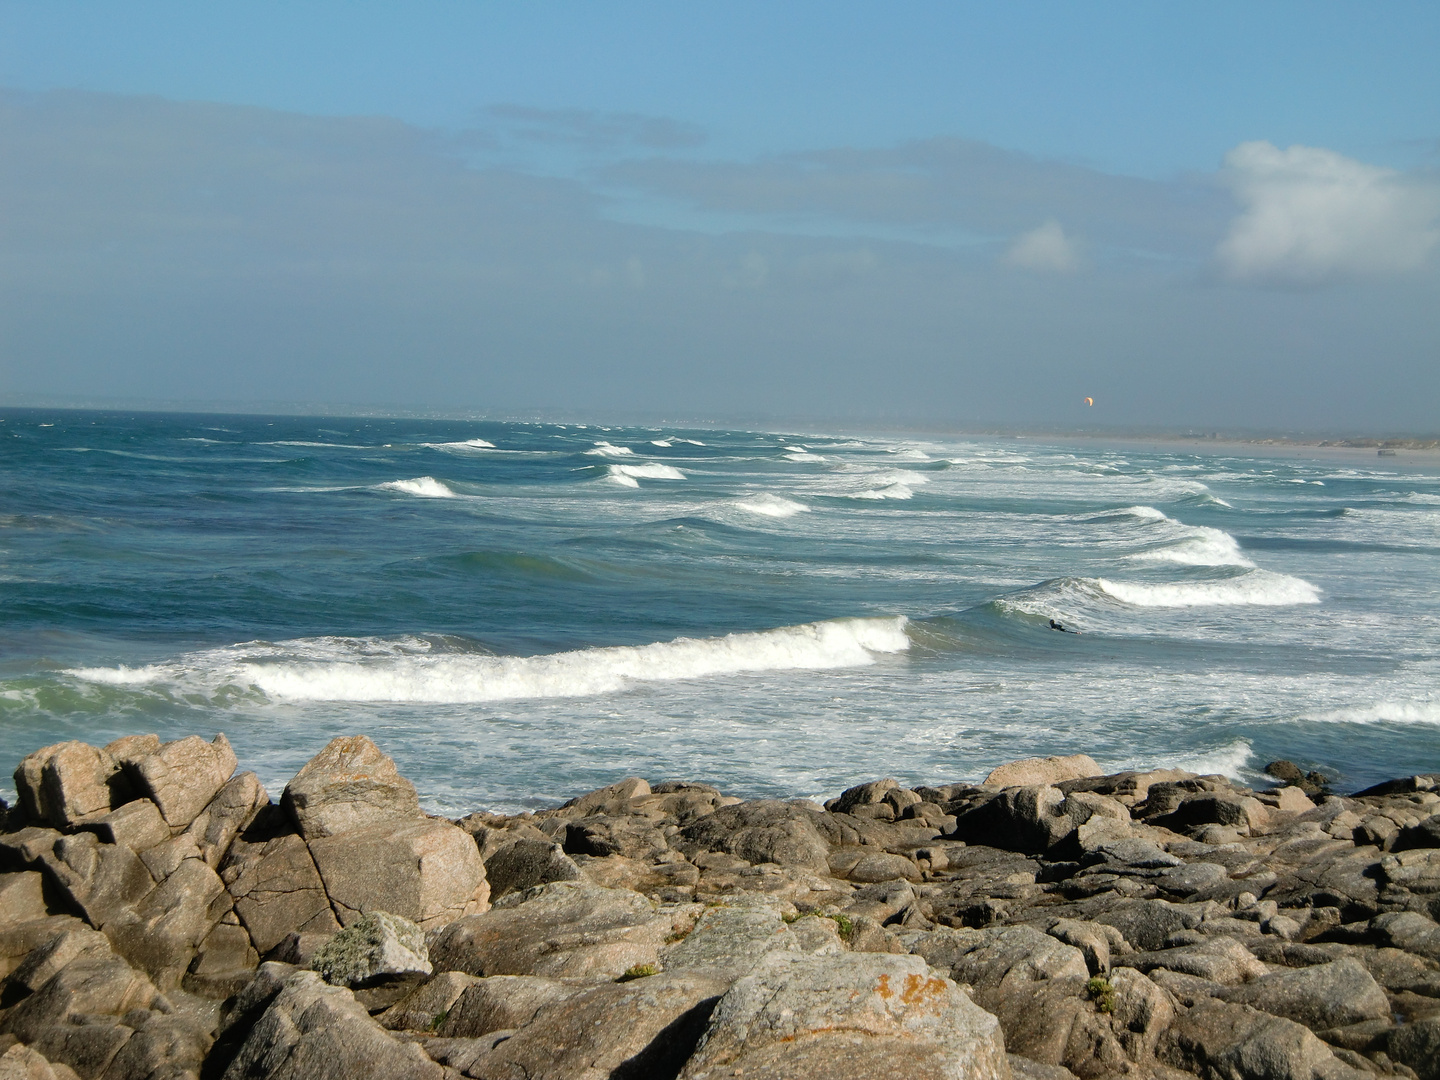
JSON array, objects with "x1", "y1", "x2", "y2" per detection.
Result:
[{"x1": 0, "y1": 739, "x2": 1436, "y2": 1079}]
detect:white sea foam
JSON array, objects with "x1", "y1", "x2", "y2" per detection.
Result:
[
  {"x1": 1306, "y1": 700, "x2": 1440, "y2": 725},
  {"x1": 783, "y1": 446, "x2": 809, "y2": 453},
  {"x1": 1117, "y1": 738, "x2": 1255, "y2": 781},
  {"x1": 259, "y1": 441, "x2": 370, "y2": 449},
  {"x1": 1132, "y1": 526, "x2": 1254, "y2": 568},
  {"x1": 426, "y1": 438, "x2": 496, "y2": 452},
  {"x1": 1094, "y1": 570, "x2": 1319, "y2": 607},
  {"x1": 377, "y1": 477, "x2": 458, "y2": 498},
  {"x1": 605, "y1": 463, "x2": 686, "y2": 486},
  {"x1": 785, "y1": 452, "x2": 825, "y2": 462},
  {"x1": 1119, "y1": 505, "x2": 1169, "y2": 521},
  {"x1": 853, "y1": 484, "x2": 914, "y2": 500},
  {"x1": 585, "y1": 442, "x2": 635, "y2": 457},
  {"x1": 68, "y1": 617, "x2": 911, "y2": 704},
  {"x1": 651, "y1": 439, "x2": 673, "y2": 447},
  {"x1": 735, "y1": 494, "x2": 810, "y2": 518}
]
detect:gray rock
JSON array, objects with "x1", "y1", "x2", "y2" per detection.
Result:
[
  {"x1": 1386, "y1": 1015, "x2": 1440, "y2": 1080},
  {"x1": 556, "y1": 775, "x2": 650, "y2": 817},
  {"x1": 220, "y1": 970, "x2": 444, "y2": 1079},
  {"x1": 38, "y1": 832, "x2": 155, "y2": 929},
  {"x1": 186, "y1": 919, "x2": 261, "y2": 999},
  {"x1": 105, "y1": 855, "x2": 229, "y2": 987},
  {"x1": 182, "y1": 771, "x2": 268, "y2": 869},
  {"x1": 1008, "y1": 1054, "x2": 1079, "y2": 1080},
  {"x1": 1117, "y1": 936, "x2": 1267, "y2": 985},
  {"x1": 1217, "y1": 957, "x2": 1389, "y2": 1031},
  {"x1": 1164, "y1": 998, "x2": 1371, "y2": 1080},
  {"x1": 906, "y1": 924, "x2": 1088, "y2": 1011},
  {"x1": 0, "y1": 872, "x2": 49, "y2": 928},
  {"x1": 679, "y1": 799, "x2": 831, "y2": 872},
  {"x1": 679, "y1": 951, "x2": 1010, "y2": 1080},
  {"x1": 27, "y1": 1018, "x2": 132, "y2": 1080},
  {"x1": 306, "y1": 816, "x2": 489, "y2": 929},
  {"x1": 463, "y1": 970, "x2": 729, "y2": 1080},
  {"x1": 985, "y1": 754, "x2": 1101, "y2": 788},
  {"x1": 1152, "y1": 793, "x2": 1271, "y2": 836},
  {"x1": 309, "y1": 911, "x2": 431, "y2": 988},
  {"x1": 0, "y1": 1042, "x2": 80, "y2": 1080},
  {"x1": 7, "y1": 925, "x2": 111, "y2": 993},
  {"x1": 101, "y1": 1009, "x2": 215, "y2": 1080},
  {"x1": 562, "y1": 814, "x2": 670, "y2": 861},
  {"x1": 425, "y1": 881, "x2": 683, "y2": 980},
  {"x1": 481, "y1": 837, "x2": 580, "y2": 901},
  {"x1": 436, "y1": 975, "x2": 588, "y2": 1038},
  {"x1": 662, "y1": 894, "x2": 799, "y2": 979},
  {"x1": 845, "y1": 850, "x2": 921, "y2": 883},
  {"x1": 280, "y1": 736, "x2": 420, "y2": 841},
  {"x1": 1393, "y1": 813, "x2": 1440, "y2": 852},
  {"x1": 0, "y1": 916, "x2": 86, "y2": 981},
  {"x1": 126, "y1": 734, "x2": 238, "y2": 829},
  {"x1": 1046, "y1": 918, "x2": 1123, "y2": 975},
  {"x1": 86, "y1": 800, "x2": 169, "y2": 854},
  {"x1": 1369, "y1": 910, "x2": 1440, "y2": 962},
  {"x1": 13, "y1": 742, "x2": 120, "y2": 831},
  {"x1": 1095, "y1": 898, "x2": 1201, "y2": 951},
  {"x1": 378, "y1": 970, "x2": 478, "y2": 1032},
  {"x1": 1154, "y1": 861, "x2": 1231, "y2": 896},
  {"x1": 220, "y1": 817, "x2": 342, "y2": 955},
  {"x1": 5, "y1": 950, "x2": 157, "y2": 1044},
  {"x1": 828, "y1": 778, "x2": 899, "y2": 813}
]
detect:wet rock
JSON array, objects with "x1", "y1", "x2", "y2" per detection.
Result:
[
  {"x1": 1217, "y1": 957, "x2": 1390, "y2": 1031},
  {"x1": 481, "y1": 836, "x2": 581, "y2": 901},
  {"x1": 425, "y1": 881, "x2": 687, "y2": 980},
  {"x1": 679, "y1": 951, "x2": 1010, "y2": 1080},
  {"x1": 126, "y1": 734, "x2": 238, "y2": 830},
  {"x1": 219, "y1": 969, "x2": 443, "y2": 1079},
  {"x1": 986, "y1": 754, "x2": 1102, "y2": 789},
  {"x1": 308, "y1": 817, "x2": 488, "y2": 930},
  {"x1": 280, "y1": 736, "x2": 420, "y2": 841},
  {"x1": 462, "y1": 970, "x2": 728, "y2": 1080},
  {"x1": 310, "y1": 911, "x2": 431, "y2": 988}
]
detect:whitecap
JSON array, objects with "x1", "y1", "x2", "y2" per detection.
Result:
[
  {"x1": 377, "y1": 477, "x2": 458, "y2": 499},
  {"x1": 1306, "y1": 700, "x2": 1440, "y2": 725},
  {"x1": 585, "y1": 442, "x2": 635, "y2": 457},
  {"x1": 853, "y1": 483, "x2": 913, "y2": 500},
  {"x1": 1131, "y1": 526, "x2": 1254, "y2": 568},
  {"x1": 735, "y1": 494, "x2": 810, "y2": 518},
  {"x1": 68, "y1": 617, "x2": 911, "y2": 704},
  {"x1": 607, "y1": 463, "x2": 686, "y2": 485},
  {"x1": 426, "y1": 438, "x2": 496, "y2": 452},
  {"x1": 1094, "y1": 570, "x2": 1319, "y2": 607},
  {"x1": 784, "y1": 452, "x2": 825, "y2": 462}
]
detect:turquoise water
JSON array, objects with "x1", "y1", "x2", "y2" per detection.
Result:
[{"x1": 2, "y1": 408, "x2": 1438, "y2": 812}]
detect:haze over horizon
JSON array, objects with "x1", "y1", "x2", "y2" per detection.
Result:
[{"x1": 2, "y1": 2, "x2": 1437, "y2": 432}]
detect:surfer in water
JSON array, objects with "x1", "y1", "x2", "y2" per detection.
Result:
[{"x1": 1049, "y1": 619, "x2": 1079, "y2": 634}]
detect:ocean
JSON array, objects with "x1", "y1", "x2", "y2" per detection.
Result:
[{"x1": 2, "y1": 408, "x2": 1437, "y2": 813}]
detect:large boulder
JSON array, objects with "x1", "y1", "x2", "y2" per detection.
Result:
[
  {"x1": 662, "y1": 894, "x2": 800, "y2": 979},
  {"x1": 679, "y1": 800, "x2": 832, "y2": 872},
  {"x1": 307, "y1": 817, "x2": 489, "y2": 929},
  {"x1": 105, "y1": 855, "x2": 229, "y2": 987},
  {"x1": 182, "y1": 771, "x2": 269, "y2": 868},
  {"x1": 1117, "y1": 937, "x2": 1267, "y2": 985},
  {"x1": 221, "y1": 812, "x2": 342, "y2": 955},
  {"x1": 426, "y1": 881, "x2": 687, "y2": 980},
  {"x1": 906, "y1": 924, "x2": 1088, "y2": 1011},
  {"x1": 219, "y1": 970, "x2": 443, "y2": 1080},
  {"x1": 309, "y1": 911, "x2": 431, "y2": 988},
  {"x1": 37, "y1": 832, "x2": 154, "y2": 929},
  {"x1": 950, "y1": 785, "x2": 1128, "y2": 855},
  {"x1": 679, "y1": 951, "x2": 1010, "y2": 1080},
  {"x1": 1216, "y1": 957, "x2": 1389, "y2": 1031},
  {"x1": 436, "y1": 975, "x2": 588, "y2": 1038},
  {"x1": 125, "y1": 734, "x2": 238, "y2": 829},
  {"x1": 1163, "y1": 998, "x2": 1370, "y2": 1080},
  {"x1": 986, "y1": 755, "x2": 1102, "y2": 789},
  {"x1": 482, "y1": 837, "x2": 580, "y2": 901},
  {"x1": 281, "y1": 736, "x2": 420, "y2": 840},
  {"x1": 26, "y1": 742, "x2": 119, "y2": 830},
  {"x1": 458, "y1": 970, "x2": 730, "y2": 1080}
]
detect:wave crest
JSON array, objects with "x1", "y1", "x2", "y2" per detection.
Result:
[{"x1": 377, "y1": 477, "x2": 457, "y2": 498}]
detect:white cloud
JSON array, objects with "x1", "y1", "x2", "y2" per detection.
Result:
[
  {"x1": 1217, "y1": 141, "x2": 1440, "y2": 283},
  {"x1": 1004, "y1": 220, "x2": 1080, "y2": 272}
]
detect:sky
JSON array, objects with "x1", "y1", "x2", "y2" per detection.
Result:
[{"x1": 1, "y1": 2, "x2": 1437, "y2": 431}]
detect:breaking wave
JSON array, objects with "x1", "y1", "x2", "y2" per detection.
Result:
[
  {"x1": 606, "y1": 463, "x2": 687, "y2": 486},
  {"x1": 377, "y1": 477, "x2": 458, "y2": 498},
  {"x1": 66, "y1": 617, "x2": 912, "y2": 705},
  {"x1": 735, "y1": 494, "x2": 810, "y2": 518}
]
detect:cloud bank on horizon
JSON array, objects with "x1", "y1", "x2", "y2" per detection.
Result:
[{"x1": 0, "y1": 5, "x2": 1436, "y2": 432}]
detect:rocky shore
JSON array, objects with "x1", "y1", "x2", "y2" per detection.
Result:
[{"x1": 0, "y1": 735, "x2": 1437, "y2": 1080}]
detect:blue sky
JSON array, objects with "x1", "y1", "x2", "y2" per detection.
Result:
[{"x1": 1, "y1": 2, "x2": 1437, "y2": 429}]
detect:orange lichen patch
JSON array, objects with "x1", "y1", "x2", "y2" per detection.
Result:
[
  {"x1": 876, "y1": 973, "x2": 892, "y2": 999},
  {"x1": 900, "y1": 973, "x2": 949, "y2": 1004}
]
